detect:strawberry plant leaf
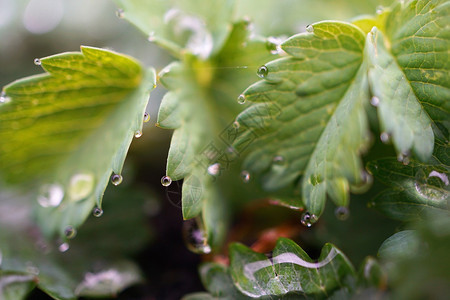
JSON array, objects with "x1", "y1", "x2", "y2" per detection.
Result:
[
  {"x1": 229, "y1": 238, "x2": 355, "y2": 298},
  {"x1": 378, "y1": 230, "x2": 420, "y2": 259},
  {"x1": 367, "y1": 153, "x2": 449, "y2": 221},
  {"x1": 235, "y1": 21, "x2": 371, "y2": 219},
  {"x1": 367, "y1": 0, "x2": 449, "y2": 161},
  {"x1": 0, "y1": 183, "x2": 150, "y2": 299},
  {"x1": 196, "y1": 263, "x2": 248, "y2": 299},
  {"x1": 187, "y1": 239, "x2": 392, "y2": 299},
  {"x1": 112, "y1": 0, "x2": 234, "y2": 58},
  {"x1": 157, "y1": 20, "x2": 274, "y2": 247},
  {"x1": 0, "y1": 46, "x2": 155, "y2": 238},
  {"x1": 377, "y1": 210, "x2": 450, "y2": 299}
]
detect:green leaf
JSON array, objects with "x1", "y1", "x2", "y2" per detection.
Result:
[
  {"x1": 229, "y1": 238, "x2": 355, "y2": 298},
  {"x1": 0, "y1": 274, "x2": 36, "y2": 300},
  {"x1": 112, "y1": 0, "x2": 234, "y2": 57},
  {"x1": 0, "y1": 182, "x2": 150, "y2": 299},
  {"x1": 378, "y1": 230, "x2": 420, "y2": 260},
  {"x1": 235, "y1": 21, "x2": 371, "y2": 218},
  {"x1": 157, "y1": 20, "x2": 274, "y2": 248},
  {"x1": 366, "y1": 0, "x2": 450, "y2": 161},
  {"x1": 0, "y1": 46, "x2": 155, "y2": 238},
  {"x1": 357, "y1": 257, "x2": 387, "y2": 289},
  {"x1": 198, "y1": 263, "x2": 248, "y2": 299},
  {"x1": 378, "y1": 210, "x2": 450, "y2": 299},
  {"x1": 367, "y1": 158, "x2": 449, "y2": 221}
]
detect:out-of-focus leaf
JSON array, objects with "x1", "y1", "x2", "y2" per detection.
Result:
[
  {"x1": 234, "y1": 21, "x2": 371, "y2": 219},
  {"x1": 379, "y1": 210, "x2": 450, "y2": 300},
  {"x1": 357, "y1": 257, "x2": 387, "y2": 290},
  {"x1": 366, "y1": 0, "x2": 450, "y2": 160},
  {"x1": 229, "y1": 238, "x2": 355, "y2": 298},
  {"x1": 112, "y1": 0, "x2": 234, "y2": 58},
  {"x1": 378, "y1": 230, "x2": 419, "y2": 260},
  {"x1": 157, "y1": 21, "x2": 274, "y2": 248},
  {"x1": 74, "y1": 261, "x2": 141, "y2": 297},
  {"x1": 0, "y1": 183, "x2": 151, "y2": 299},
  {"x1": 198, "y1": 263, "x2": 248, "y2": 300},
  {"x1": 235, "y1": 0, "x2": 394, "y2": 36},
  {"x1": 0, "y1": 274, "x2": 36, "y2": 300},
  {"x1": 367, "y1": 158, "x2": 449, "y2": 221},
  {"x1": 0, "y1": 47, "x2": 155, "y2": 239}
]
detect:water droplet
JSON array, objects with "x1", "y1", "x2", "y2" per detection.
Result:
[
  {"x1": 143, "y1": 112, "x2": 150, "y2": 123},
  {"x1": 37, "y1": 184, "x2": 64, "y2": 207},
  {"x1": 34, "y1": 58, "x2": 41, "y2": 66},
  {"x1": 0, "y1": 91, "x2": 7, "y2": 103},
  {"x1": 257, "y1": 65, "x2": 269, "y2": 78},
  {"x1": 380, "y1": 132, "x2": 391, "y2": 144},
  {"x1": 116, "y1": 8, "x2": 124, "y2": 18},
  {"x1": 161, "y1": 175, "x2": 172, "y2": 187},
  {"x1": 207, "y1": 163, "x2": 221, "y2": 176},
  {"x1": 415, "y1": 169, "x2": 449, "y2": 201},
  {"x1": 182, "y1": 218, "x2": 211, "y2": 254},
  {"x1": 237, "y1": 94, "x2": 246, "y2": 104},
  {"x1": 376, "y1": 6, "x2": 384, "y2": 14},
  {"x1": 93, "y1": 207, "x2": 103, "y2": 217},
  {"x1": 135, "y1": 130, "x2": 142, "y2": 138},
  {"x1": 241, "y1": 170, "x2": 250, "y2": 183},
  {"x1": 301, "y1": 212, "x2": 317, "y2": 227},
  {"x1": 111, "y1": 174, "x2": 123, "y2": 186},
  {"x1": 397, "y1": 152, "x2": 410, "y2": 165},
  {"x1": 306, "y1": 24, "x2": 314, "y2": 33},
  {"x1": 273, "y1": 155, "x2": 284, "y2": 164},
  {"x1": 335, "y1": 206, "x2": 350, "y2": 220},
  {"x1": 64, "y1": 226, "x2": 77, "y2": 239},
  {"x1": 148, "y1": 31, "x2": 156, "y2": 42},
  {"x1": 58, "y1": 242, "x2": 69, "y2": 252},
  {"x1": 233, "y1": 121, "x2": 240, "y2": 129},
  {"x1": 370, "y1": 96, "x2": 380, "y2": 107},
  {"x1": 68, "y1": 173, "x2": 95, "y2": 202}
]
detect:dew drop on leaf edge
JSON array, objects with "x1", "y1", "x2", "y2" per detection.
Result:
[
  {"x1": 237, "y1": 94, "x2": 246, "y2": 104},
  {"x1": 397, "y1": 152, "x2": 410, "y2": 165},
  {"x1": 116, "y1": 8, "x2": 124, "y2": 18},
  {"x1": 207, "y1": 163, "x2": 221, "y2": 176},
  {"x1": 257, "y1": 65, "x2": 268, "y2": 78},
  {"x1": 380, "y1": 132, "x2": 391, "y2": 144},
  {"x1": 241, "y1": 170, "x2": 250, "y2": 183},
  {"x1": 58, "y1": 242, "x2": 69, "y2": 253},
  {"x1": 34, "y1": 58, "x2": 41, "y2": 66},
  {"x1": 135, "y1": 130, "x2": 142, "y2": 138},
  {"x1": 161, "y1": 175, "x2": 172, "y2": 187},
  {"x1": 273, "y1": 155, "x2": 284, "y2": 164},
  {"x1": 370, "y1": 96, "x2": 380, "y2": 107},
  {"x1": 143, "y1": 112, "x2": 150, "y2": 123},
  {"x1": 111, "y1": 174, "x2": 123, "y2": 186},
  {"x1": 306, "y1": 24, "x2": 314, "y2": 33},
  {"x1": 37, "y1": 184, "x2": 64, "y2": 208},
  {"x1": 301, "y1": 212, "x2": 317, "y2": 227},
  {"x1": 182, "y1": 218, "x2": 212, "y2": 255},
  {"x1": 0, "y1": 91, "x2": 8, "y2": 103},
  {"x1": 335, "y1": 206, "x2": 350, "y2": 221},
  {"x1": 93, "y1": 207, "x2": 103, "y2": 217},
  {"x1": 64, "y1": 226, "x2": 77, "y2": 239}
]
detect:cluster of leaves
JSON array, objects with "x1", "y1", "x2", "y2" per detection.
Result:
[{"x1": 0, "y1": 0, "x2": 448, "y2": 299}]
